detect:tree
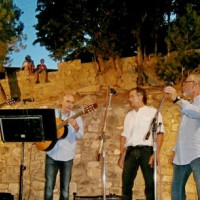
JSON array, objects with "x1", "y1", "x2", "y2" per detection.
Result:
[
  {"x1": 34, "y1": 0, "x2": 200, "y2": 85},
  {"x1": 156, "y1": 56, "x2": 182, "y2": 83},
  {"x1": 0, "y1": 0, "x2": 24, "y2": 100},
  {"x1": 34, "y1": 0, "x2": 169, "y2": 63},
  {"x1": 0, "y1": 0, "x2": 24, "y2": 65},
  {"x1": 174, "y1": 0, "x2": 200, "y2": 17},
  {"x1": 166, "y1": 4, "x2": 200, "y2": 75},
  {"x1": 166, "y1": 4, "x2": 200, "y2": 54}
]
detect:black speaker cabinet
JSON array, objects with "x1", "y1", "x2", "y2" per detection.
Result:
[
  {"x1": 0, "y1": 193, "x2": 14, "y2": 200},
  {"x1": 73, "y1": 193, "x2": 121, "y2": 200}
]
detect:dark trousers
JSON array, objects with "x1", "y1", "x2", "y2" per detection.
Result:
[{"x1": 122, "y1": 146, "x2": 154, "y2": 200}]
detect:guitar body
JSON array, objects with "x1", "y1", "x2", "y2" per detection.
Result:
[
  {"x1": 35, "y1": 103, "x2": 98, "y2": 151},
  {"x1": 34, "y1": 140, "x2": 57, "y2": 152},
  {"x1": 34, "y1": 118, "x2": 68, "y2": 151},
  {"x1": 56, "y1": 118, "x2": 68, "y2": 139}
]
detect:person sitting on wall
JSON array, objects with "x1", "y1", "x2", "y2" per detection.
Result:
[
  {"x1": 35, "y1": 59, "x2": 49, "y2": 84},
  {"x1": 21, "y1": 55, "x2": 35, "y2": 75}
]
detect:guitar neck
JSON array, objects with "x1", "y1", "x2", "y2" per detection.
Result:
[{"x1": 56, "y1": 111, "x2": 84, "y2": 130}]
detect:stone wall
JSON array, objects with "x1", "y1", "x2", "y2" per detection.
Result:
[{"x1": 0, "y1": 57, "x2": 198, "y2": 200}]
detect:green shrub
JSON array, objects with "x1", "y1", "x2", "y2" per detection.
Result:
[{"x1": 155, "y1": 57, "x2": 182, "y2": 83}]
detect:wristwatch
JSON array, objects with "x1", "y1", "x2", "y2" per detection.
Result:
[{"x1": 173, "y1": 96, "x2": 181, "y2": 104}]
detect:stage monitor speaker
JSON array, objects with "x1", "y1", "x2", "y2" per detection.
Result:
[{"x1": 0, "y1": 193, "x2": 14, "y2": 200}]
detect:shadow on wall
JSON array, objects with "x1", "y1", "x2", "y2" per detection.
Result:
[{"x1": 6, "y1": 68, "x2": 21, "y2": 100}]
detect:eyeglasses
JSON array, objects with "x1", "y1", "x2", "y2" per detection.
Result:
[{"x1": 182, "y1": 80, "x2": 197, "y2": 85}]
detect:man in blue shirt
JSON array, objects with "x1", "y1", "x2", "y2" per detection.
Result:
[
  {"x1": 45, "y1": 92, "x2": 84, "y2": 200},
  {"x1": 164, "y1": 73, "x2": 200, "y2": 200}
]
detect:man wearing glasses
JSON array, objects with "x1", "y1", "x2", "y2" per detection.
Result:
[{"x1": 164, "y1": 74, "x2": 200, "y2": 200}]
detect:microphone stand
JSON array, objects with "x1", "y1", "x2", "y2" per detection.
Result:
[
  {"x1": 14, "y1": 98, "x2": 34, "y2": 200},
  {"x1": 19, "y1": 142, "x2": 26, "y2": 200},
  {"x1": 98, "y1": 86, "x2": 115, "y2": 200},
  {"x1": 18, "y1": 100, "x2": 27, "y2": 200},
  {"x1": 145, "y1": 95, "x2": 165, "y2": 200}
]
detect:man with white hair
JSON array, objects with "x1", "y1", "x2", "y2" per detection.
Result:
[{"x1": 164, "y1": 73, "x2": 200, "y2": 200}]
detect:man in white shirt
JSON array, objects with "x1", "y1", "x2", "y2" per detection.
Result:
[
  {"x1": 118, "y1": 87, "x2": 164, "y2": 200},
  {"x1": 164, "y1": 73, "x2": 200, "y2": 200}
]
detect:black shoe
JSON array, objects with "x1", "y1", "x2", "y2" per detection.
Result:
[{"x1": 35, "y1": 80, "x2": 40, "y2": 84}]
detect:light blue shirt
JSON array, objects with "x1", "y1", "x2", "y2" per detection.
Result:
[
  {"x1": 47, "y1": 108, "x2": 84, "y2": 161},
  {"x1": 173, "y1": 95, "x2": 200, "y2": 165}
]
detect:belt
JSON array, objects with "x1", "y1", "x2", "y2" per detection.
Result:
[{"x1": 127, "y1": 145, "x2": 152, "y2": 150}]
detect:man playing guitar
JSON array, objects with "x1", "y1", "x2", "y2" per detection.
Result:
[{"x1": 44, "y1": 91, "x2": 84, "y2": 200}]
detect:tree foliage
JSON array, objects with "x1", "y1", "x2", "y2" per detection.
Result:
[
  {"x1": 166, "y1": 4, "x2": 200, "y2": 54},
  {"x1": 156, "y1": 57, "x2": 182, "y2": 83},
  {"x1": 34, "y1": 0, "x2": 132, "y2": 61},
  {"x1": 34, "y1": 0, "x2": 200, "y2": 83},
  {"x1": 0, "y1": 0, "x2": 24, "y2": 67},
  {"x1": 179, "y1": 52, "x2": 200, "y2": 72},
  {"x1": 34, "y1": 0, "x2": 170, "y2": 62},
  {"x1": 161, "y1": 3, "x2": 200, "y2": 82}
]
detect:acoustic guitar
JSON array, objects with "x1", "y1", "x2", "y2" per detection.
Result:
[{"x1": 35, "y1": 103, "x2": 98, "y2": 151}]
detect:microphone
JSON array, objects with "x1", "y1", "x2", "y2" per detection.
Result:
[
  {"x1": 110, "y1": 88, "x2": 118, "y2": 95},
  {"x1": 144, "y1": 117, "x2": 156, "y2": 140},
  {"x1": 144, "y1": 131, "x2": 151, "y2": 140},
  {"x1": 22, "y1": 98, "x2": 34, "y2": 103}
]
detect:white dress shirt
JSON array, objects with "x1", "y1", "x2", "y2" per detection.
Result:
[{"x1": 121, "y1": 106, "x2": 164, "y2": 147}]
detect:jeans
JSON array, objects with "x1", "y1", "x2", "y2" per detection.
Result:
[
  {"x1": 172, "y1": 157, "x2": 200, "y2": 200},
  {"x1": 122, "y1": 146, "x2": 154, "y2": 200},
  {"x1": 45, "y1": 155, "x2": 73, "y2": 200}
]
